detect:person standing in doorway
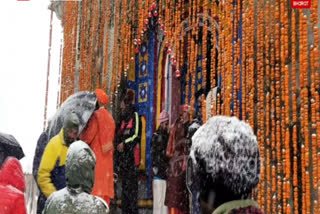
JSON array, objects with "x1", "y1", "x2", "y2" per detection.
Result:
[
  {"x1": 115, "y1": 95, "x2": 141, "y2": 214},
  {"x1": 152, "y1": 110, "x2": 170, "y2": 214}
]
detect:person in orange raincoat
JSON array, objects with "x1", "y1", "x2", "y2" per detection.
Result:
[{"x1": 80, "y1": 89, "x2": 115, "y2": 206}]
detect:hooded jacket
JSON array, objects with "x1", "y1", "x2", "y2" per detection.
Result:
[
  {"x1": 37, "y1": 112, "x2": 80, "y2": 199},
  {"x1": 0, "y1": 157, "x2": 27, "y2": 214},
  {"x1": 37, "y1": 129, "x2": 68, "y2": 198},
  {"x1": 43, "y1": 141, "x2": 108, "y2": 214}
]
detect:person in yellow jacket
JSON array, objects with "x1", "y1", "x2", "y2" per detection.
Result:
[{"x1": 36, "y1": 112, "x2": 80, "y2": 214}]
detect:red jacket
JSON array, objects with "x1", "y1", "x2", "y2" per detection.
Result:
[{"x1": 0, "y1": 157, "x2": 27, "y2": 214}]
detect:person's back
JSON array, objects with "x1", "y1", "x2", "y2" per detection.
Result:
[
  {"x1": 43, "y1": 140, "x2": 108, "y2": 214},
  {"x1": 0, "y1": 157, "x2": 27, "y2": 214},
  {"x1": 187, "y1": 116, "x2": 263, "y2": 214},
  {"x1": 43, "y1": 188, "x2": 107, "y2": 214}
]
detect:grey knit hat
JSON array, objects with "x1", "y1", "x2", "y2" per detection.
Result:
[{"x1": 189, "y1": 116, "x2": 261, "y2": 196}]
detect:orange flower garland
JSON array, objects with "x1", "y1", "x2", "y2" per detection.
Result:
[{"x1": 59, "y1": 1, "x2": 320, "y2": 213}]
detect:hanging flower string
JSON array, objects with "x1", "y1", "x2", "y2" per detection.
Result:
[{"x1": 59, "y1": 1, "x2": 320, "y2": 213}]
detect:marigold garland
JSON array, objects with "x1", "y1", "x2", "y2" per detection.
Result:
[{"x1": 59, "y1": 1, "x2": 320, "y2": 213}]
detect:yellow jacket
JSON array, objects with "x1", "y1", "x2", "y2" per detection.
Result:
[{"x1": 37, "y1": 129, "x2": 68, "y2": 198}]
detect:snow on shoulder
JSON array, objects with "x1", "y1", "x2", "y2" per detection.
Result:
[{"x1": 67, "y1": 140, "x2": 96, "y2": 159}]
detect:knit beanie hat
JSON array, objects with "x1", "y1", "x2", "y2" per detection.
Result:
[
  {"x1": 189, "y1": 116, "x2": 261, "y2": 197},
  {"x1": 159, "y1": 110, "x2": 169, "y2": 123}
]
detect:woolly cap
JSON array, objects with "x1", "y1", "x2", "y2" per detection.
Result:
[
  {"x1": 190, "y1": 116, "x2": 261, "y2": 196},
  {"x1": 159, "y1": 110, "x2": 169, "y2": 123}
]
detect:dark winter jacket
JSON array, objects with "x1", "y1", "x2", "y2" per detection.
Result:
[
  {"x1": 0, "y1": 157, "x2": 27, "y2": 214},
  {"x1": 115, "y1": 110, "x2": 141, "y2": 173},
  {"x1": 43, "y1": 141, "x2": 108, "y2": 214},
  {"x1": 186, "y1": 118, "x2": 202, "y2": 214},
  {"x1": 32, "y1": 130, "x2": 49, "y2": 182},
  {"x1": 187, "y1": 118, "x2": 201, "y2": 151},
  {"x1": 151, "y1": 128, "x2": 169, "y2": 179},
  {"x1": 32, "y1": 131, "x2": 50, "y2": 214},
  {"x1": 212, "y1": 199, "x2": 263, "y2": 214}
]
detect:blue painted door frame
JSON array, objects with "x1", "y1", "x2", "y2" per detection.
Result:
[{"x1": 127, "y1": 31, "x2": 155, "y2": 198}]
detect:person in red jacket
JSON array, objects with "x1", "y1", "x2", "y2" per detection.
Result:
[
  {"x1": 0, "y1": 157, "x2": 27, "y2": 214},
  {"x1": 81, "y1": 88, "x2": 116, "y2": 206}
]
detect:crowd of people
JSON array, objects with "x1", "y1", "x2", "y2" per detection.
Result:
[{"x1": 0, "y1": 89, "x2": 264, "y2": 214}]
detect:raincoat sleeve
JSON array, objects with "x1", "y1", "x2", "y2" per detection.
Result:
[
  {"x1": 95, "y1": 108, "x2": 115, "y2": 154},
  {"x1": 124, "y1": 112, "x2": 140, "y2": 147},
  {"x1": 37, "y1": 139, "x2": 59, "y2": 198},
  {"x1": 80, "y1": 114, "x2": 98, "y2": 145}
]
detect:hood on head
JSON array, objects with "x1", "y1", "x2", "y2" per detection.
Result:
[
  {"x1": 0, "y1": 157, "x2": 25, "y2": 192},
  {"x1": 63, "y1": 112, "x2": 80, "y2": 133},
  {"x1": 65, "y1": 141, "x2": 96, "y2": 194},
  {"x1": 63, "y1": 112, "x2": 81, "y2": 146}
]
